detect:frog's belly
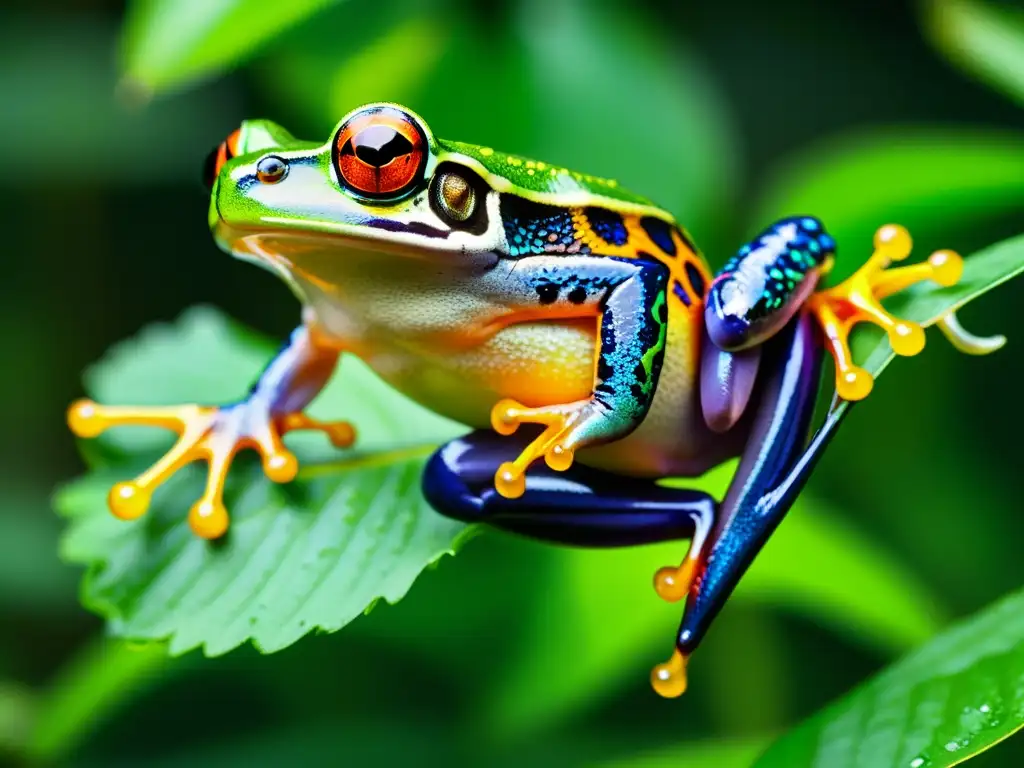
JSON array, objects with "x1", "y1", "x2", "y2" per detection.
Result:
[{"x1": 355, "y1": 315, "x2": 734, "y2": 479}]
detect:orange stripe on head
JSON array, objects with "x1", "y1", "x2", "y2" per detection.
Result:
[
  {"x1": 225, "y1": 128, "x2": 242, "y2": 158},
  {"x1": 203, "y1": 127, "x2": 242, "y2": 190}
]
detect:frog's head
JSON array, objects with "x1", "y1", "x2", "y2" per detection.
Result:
[
  {"x1": 204, "y1": 103, "x2": 510, "y2": 278},
  {"x1": 205, "y1": 102, "x2": 665, "y2": 283}
]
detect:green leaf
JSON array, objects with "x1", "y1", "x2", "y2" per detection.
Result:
[
  {"x1": 922, "y1": 0, "x2": 1024, "y2": 107},
  {"x1": 119, "y1": 0, "x2": 339, "y2": 96},
  {"x1": 58, "y1": 306, "x2": 469, "y2": 656},
  {"x1": 754, "y1": 586, "x2": 1024, "y2": 767},
  {"x1": 748, "y1": 128, "x2": 1024, "y2": 273}
]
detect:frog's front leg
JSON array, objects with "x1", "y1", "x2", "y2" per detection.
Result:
[
  {"x1": 66, "y1": 318, "x2": 352, "y2": 539},
  {"x1": 489, "y1": 255, "x2": 670, "y2": 498}
]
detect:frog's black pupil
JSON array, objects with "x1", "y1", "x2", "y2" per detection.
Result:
[
  {"x1": 202, "y1": 145, "x2": 220, "y2": 191},
  {"x1": 344, "y1": 125, "x2": 414, "y2": 167}
]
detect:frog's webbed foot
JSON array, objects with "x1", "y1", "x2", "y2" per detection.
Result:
[
  {"x1": 807, "y1": 224, "x2": 963, "y2": 401},
  {"x1": 489, "y1": 398, "x2": 612, "y2": 498},
  {"x1": 67, "y1": 399, "x2": 355, "y2": 539}
]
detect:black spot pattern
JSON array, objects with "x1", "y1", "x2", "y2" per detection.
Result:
[
  {"x1": 567, "y1": 286, "x2": 587, "y2": 304},
  {"x1": 536, "y1": 283, "x2": 559, "y2": 304},
  {"x1": 641, "y1": 216, "x2": 676, "y2": 256},
  {"x1": 656, "y1": 296, "x2": 668, "y2": 324},
  {"x1": 585, "y1": 207, "x2": 629, "y2": 246},
  {"x1": 685, "y1": 261, "x2": 707, "y2": 299},
  {"x1": 672, "y1": 281, "x2": 691, "y2": 307}
]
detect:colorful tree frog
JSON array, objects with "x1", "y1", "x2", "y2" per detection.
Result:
[{"x1": 66, "y1": 103, "x2": 993, "y2": 697}]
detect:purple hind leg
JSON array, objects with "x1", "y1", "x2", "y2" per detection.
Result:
[
  {"x1": 423, "y1": 430, "x2": 715, "y2": 549},
  {"x1": 649, "y1": 311, "x2": 851, "y2": 697}
]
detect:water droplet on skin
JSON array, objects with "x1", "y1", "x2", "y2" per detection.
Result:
[
  {"x1": 910, "y1": 758, "x2": 926, "y2": 768},
  {"x1": 945, "y1": 741, "x2": 960, "y2": 752},
  {"x1": 980, "y1": 704, "x2": 991, "y2": 714}
]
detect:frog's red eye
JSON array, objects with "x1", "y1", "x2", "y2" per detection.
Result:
[{"x1": 332, "y1": 107, "x2": 427, "y2": 199}]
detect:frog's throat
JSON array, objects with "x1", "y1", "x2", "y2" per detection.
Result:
[{"x1": 214, "y1": 224, "x2": 486, "y2": 295}]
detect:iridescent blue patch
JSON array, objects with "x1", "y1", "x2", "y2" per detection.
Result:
[
  {"x1": 672, "y1": 280, "x2": 691, "y2": 306},
  {"x1": 585, "y1": 207, "x2": 629, "y2": 246},
  {"x1": 501, "y1": 195, "x2": 582, "y2": 257}
]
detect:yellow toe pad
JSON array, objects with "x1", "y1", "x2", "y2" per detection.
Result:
[
  {"x1": 806, "y1": 224, "x2": 963, "y2": 401},
  {"x1": 489, "y1": 398, "x2": 583, "y2": 498},
  {"x1": 67, "y1": 398, "x2": 354, "y2": 539}
]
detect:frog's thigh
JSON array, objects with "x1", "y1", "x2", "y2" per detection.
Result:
[{"x1": 423, "y1": 430, "x2": 715, "y2": 548}]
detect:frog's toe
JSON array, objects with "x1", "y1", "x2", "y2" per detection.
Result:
[
  {"x1": 278, "y1": 412, "x2": 356, "y2": 449},
  {"x1": 67, "y1": 398, "x2": 355, "y2": 539},
  {"x1": 651, "y1": 648, "x2": 689, "y2": 698},
  {"x1": 653, "y1": 501, "x2": 714, "y2": 603},
  {"x1": 488, "y1": 399, "x2": 585, "y2": 499},
  {"x1": 67, "y1": 400, "x2": 225, "y2": 535},
  {"x1": 806, "y1": 224, "x2": 964, "y2": 401}
]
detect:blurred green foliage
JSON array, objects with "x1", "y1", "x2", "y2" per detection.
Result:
[{"x1": 2, "y1": 0, "x2": 1023, "y2": 765}]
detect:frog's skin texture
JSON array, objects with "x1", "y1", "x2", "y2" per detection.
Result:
[{"x1": 68, "y1": 103, "x2": 985, "y2": 698}]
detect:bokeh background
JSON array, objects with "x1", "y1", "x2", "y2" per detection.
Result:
[{"x1": 1, "y1": 0, "x2": 1022, "y2": 765}]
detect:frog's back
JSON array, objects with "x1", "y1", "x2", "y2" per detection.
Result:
[
  {"x1": 433, "y1": 140, "x2": 722, "y2": 478},
  {"x1": 438, "y1": 138, "x2": 713, "y2": 314}
]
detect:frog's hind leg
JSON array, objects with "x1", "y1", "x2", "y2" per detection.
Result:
[
  {"x1": 652, "y1": 311, "x2": 851, "y2": 698},
  {"x1": 423, "y1": 431, "x2": 715, "y2": 549}
]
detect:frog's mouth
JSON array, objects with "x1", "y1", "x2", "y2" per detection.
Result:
[
  {"x1": 214, "y1": 219, "x2": 498, "y2": 269},
  {"x1": 212, "y1": 218, "x2": 502, "y2": 304}
]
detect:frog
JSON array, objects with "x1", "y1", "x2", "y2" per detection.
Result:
[{"x1": 66, "y1": 102, "x2": 996, "y2": 698}]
